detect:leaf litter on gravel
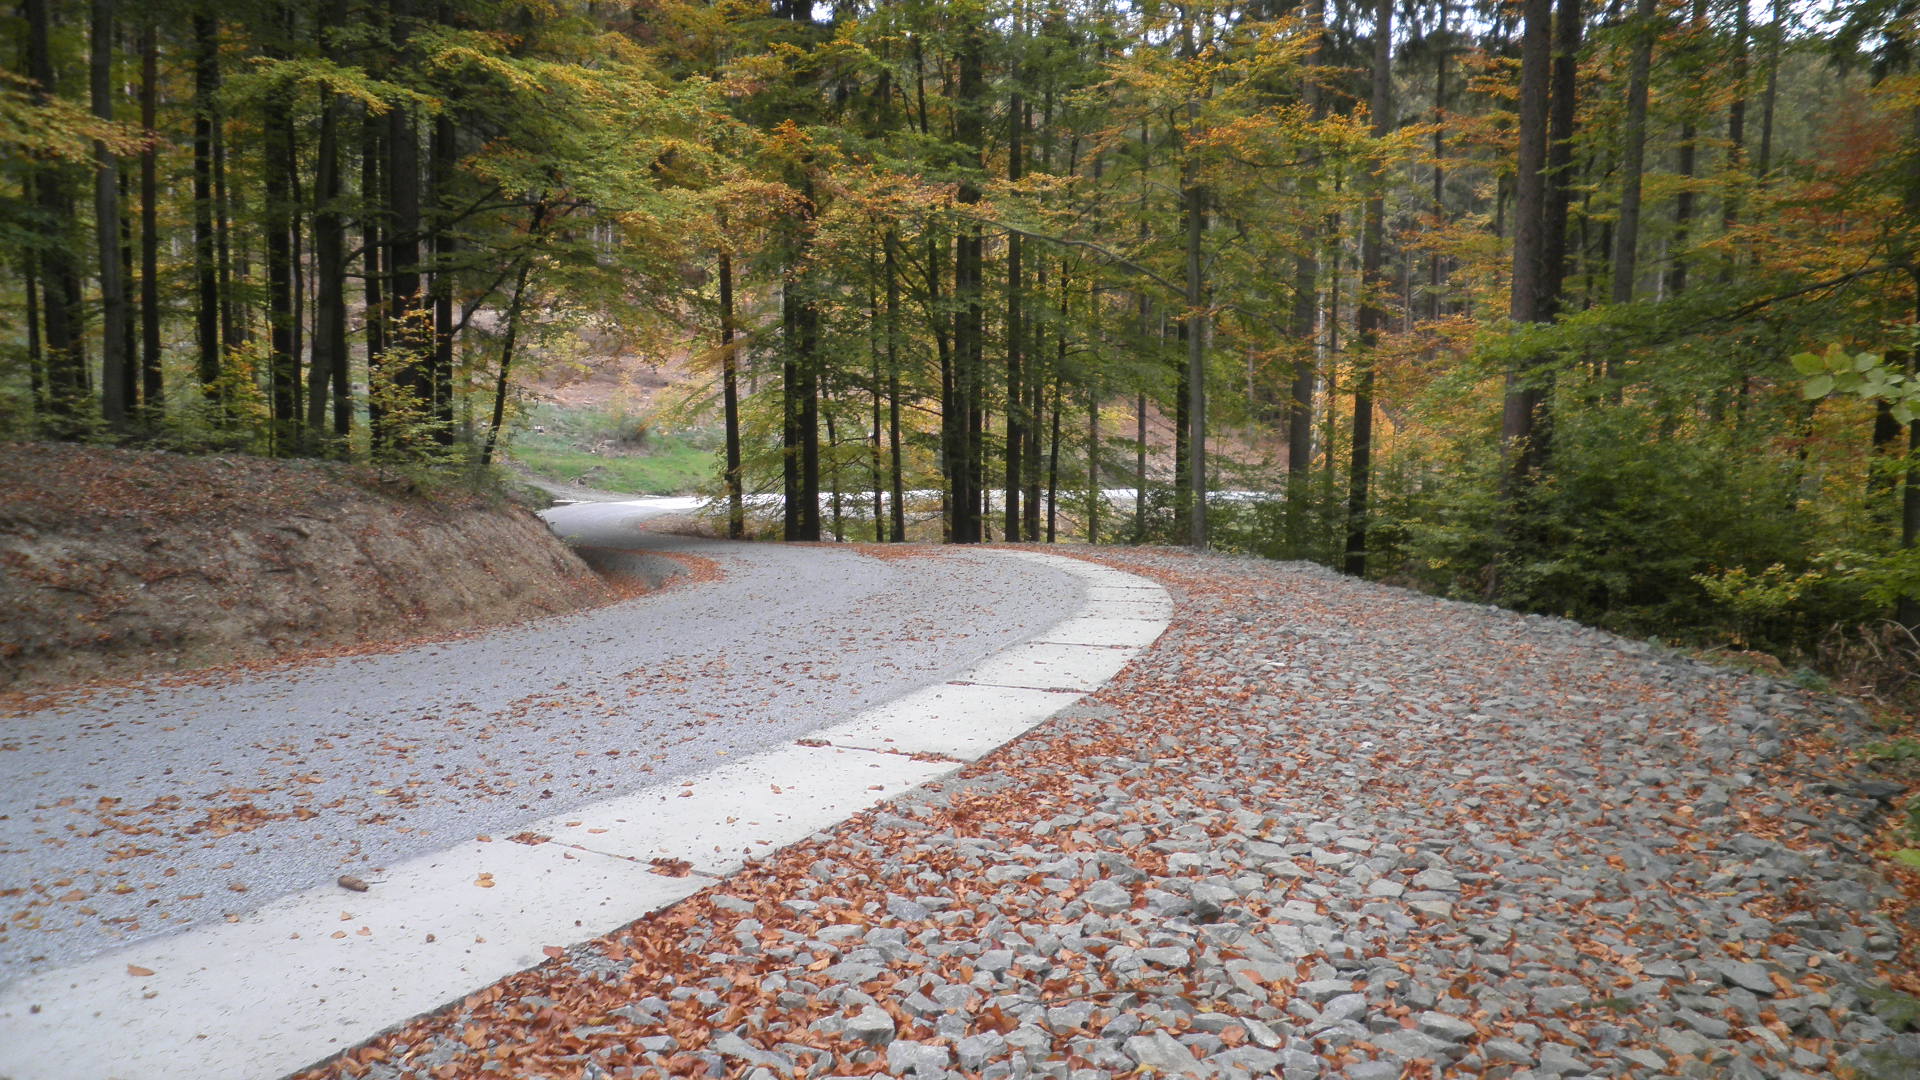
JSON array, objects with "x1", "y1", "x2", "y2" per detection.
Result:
[{"x1": 294, "y1": 547, "x2": 1920, "y2": 1080}]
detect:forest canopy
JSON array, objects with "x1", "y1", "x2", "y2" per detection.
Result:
[{"x1": 4, "y1": 0, "x2": 1919, "y2": 681}]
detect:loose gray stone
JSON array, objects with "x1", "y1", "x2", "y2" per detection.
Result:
[
  {"x1": 1320, "y1": 993, "x2": 1368, "y2": 1025},
  {"x1": 956, "y1": 1033, "x2": 1008, "y2": 1071},
  {"x1": 1416, "y1": 1011, "x2": 1476, "y2": 1043},
  {"x1": 847, "y1": 1007, "x2": 896, "y2": 1046},
  {"x1": 1085, "y1": 880, "x2": 1133, "y2": 914},
  {"x1": 885, "y1": 1040, "x2": 950, "y2": 1076},
  {"x1": 1124, "y1": 1031, "x2": 1202, "y2": 1074},
  {"x1": 1713, "y1": 960, "x2": 1777, "y2": 996}
]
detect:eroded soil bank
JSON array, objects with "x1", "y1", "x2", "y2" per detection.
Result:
[{"x1": 0, "y1": 442, "x2": 611, "y2": 692}]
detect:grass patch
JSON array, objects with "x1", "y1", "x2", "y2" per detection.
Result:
[
  {"x1": 510, "y1": 440, "x2": 712, "y2": 495},
  {"x1": 506, "y1": 403, "x2": 716, "y2": 495}
]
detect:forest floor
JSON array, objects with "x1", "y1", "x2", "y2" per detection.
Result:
[{"x1": 297, "y1": 547, "x2": 1920, "y2": 1080}]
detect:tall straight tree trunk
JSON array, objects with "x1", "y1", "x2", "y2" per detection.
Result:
[
  {"x1": 720, "y1": 236, "x2": 744, "y2": 539},
  {"x1": 1503, "y1": 0, "x2": 1555, "y2": 495},
  {"x1": 1758, "y1": 0, "x2": 1783, "y2": 177},
  {"x1": 1087, "y1": 379, "x2": 1100, "y2": 541},
  {"x1": 309, "y1": 12, "x2": 348, "y2": 441},
  {"x1": 1904, "y1": 272, "x2": 1920, "y2": 632},
  {"x1": 780, "y1": 175, "x2": 822, "y2": 543},
  {"x1": 1611, "y1": 0, "x2": 1657, "y2": 310},
  {"x1": 950, "y1": 26, "x2": 986, "y2": 544},
  {"x1": 1723, "y1": 0, "x2": 1749, "y2": 233},
  {"x1": 1024, "y1": 250, "x2": 1043, "y2": 542},
  {"x1": 824, "y1": 387, "x2": 843, "y2": 542},
  {"x1": 1540, "y1": 0, "x2": 1581, "y2": 317},
  {"x1": 885, "y1": 230, "x2": 906, "y2": 542},
  {"x1": 1181, "y1": 16, "x2": 1208, "y2": 548},
  {"x1": 1345, "y1": 0, "x2": 1392, "y2": 576},
  {"x1": 1003, "y1": 89, "x2": 1025, "y2": 541},
  {"x1": 92, "y1": 0, "x2": 130, "y2": 427},
  {"x1": 362, "y1": 109, "x2": 388, "y2": 442},
  {"x1": 213, "y1": 79, "x2": 237, "y2": 354},
  {"x1": 27, "y1": 0, "x2": 87, "y2": 425},
  {"x1": 1134, "y1": 387, "x2": 1147, "y2": 543},
  {"x1": 1046, "y1": 375, "x2": 1062, "y2": 543},
  {"x1": 798, "y1": 185, "x2": 821, "y2": 541},
  {"x1": 387, "y1": 95, "x2": 427, "y2": 430},
  {"x1": 1287, "y1": 3, "x2": 1324, "y2": 555},
  {"x1": 1668, "y1": 0, "x2": 1709, "y2": 298},
  {"x1": 24, "y1": 254, "x2": 45, "y2": 411},
  {"x1": 868, "y1": 252, "x2": 885, "y2": 542},
  {"x1": 264, "y1": 59, "x2": 298, "y2": 455},
  {"x1": 1429, "y1": 0, "x2": 1449, "y2": 322},
  {"x1": 192, "y1": 12, "x2": 220, "y2": 395},
  {"x1": 138, "y1": 15, "x2": 161, "y2": 415},
  {"x1": 429, "y1": 111, "x2": 457, "y2": 442}
]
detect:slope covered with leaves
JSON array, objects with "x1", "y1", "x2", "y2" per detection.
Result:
[{"x1": 0, "y1": 443, "x2": 609, "y2": 692}]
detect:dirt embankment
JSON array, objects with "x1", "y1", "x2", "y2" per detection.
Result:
[{"x1": 0, "y1": 442, "x2": 614, "y2": 692}]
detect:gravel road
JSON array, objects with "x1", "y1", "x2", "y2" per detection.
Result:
[
  {"x1": 298, "y1": 547, "x2": 1920, "y2": 1080},
  {"x1": 0, "y1": 501, "x2": 1084, "y2": 983}
]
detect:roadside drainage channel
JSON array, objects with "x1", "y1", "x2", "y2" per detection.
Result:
[{"x1": 0, "y1": 549, "x2": 1169, "y2": 1080}]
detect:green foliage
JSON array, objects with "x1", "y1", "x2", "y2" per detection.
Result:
[{"x1": 1794, "y1": 344, "x2": 1920, "y2": 423}]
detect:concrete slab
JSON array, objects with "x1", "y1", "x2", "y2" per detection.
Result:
[
  {"x1": 530, "y1": 743, "x2": 956, "y2": 874},
  {"x1": 814, "y1": 682, "x2": 1084, "y2": 760},
  {"x1": 1079, "y1": 596, "x2": 1174, "y2": 621},
  {"x1": 1034, "y1": 615, "x2": 1169, "y2": 648},
  {"x1": 1086, "y1": 584, "x2": 1168, "y2": 602},
  {"x1": 0, "y1": 840, "x2": 700, "y2": 1080},
  {"x1": 1073, "y1": 572, "x2": 1161, "y2": 590},
  {"x1": 959, "y1": 641, "x2": 1136, "y2": 692}
]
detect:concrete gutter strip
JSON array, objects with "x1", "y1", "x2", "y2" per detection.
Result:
[{"x1": 0, "y1": 550, "x2": 1168, "y2": 1080}]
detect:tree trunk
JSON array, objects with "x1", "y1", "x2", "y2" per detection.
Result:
[
  {"x1": 27, "y1": 0, "x2": 87, "y2": 426},
  {"x1": 93, "y1": 0, "x2": 130, "y2": 427},
  {"x1": 1181, "y1": 17, "x2": 1208, "y2": 549},
  {"x1": 192, "y1": 11, "x2": 220, "y2": 396},
  {"x1": 886, "y1": 229, "x2": 905, "y2": 542},
  {"x1": 1502, "y1": 0, "x2": 1554, "y2": 494},
  {"x1": 1047, "y1": 375, "x2": 1062, "y2": 543},
  {"x1": 1346, "y1": 0, "x2": 1392, "y2": 575},
  {"x1": 720, "y1": 233, "x2": 744, "y2": 539},
  {"x1": 138, "y1": 15, "x2": 162, "y2": 415},
  {"x1": 1609, "y1": 0, "x2": 1657, "y2": 396},
  {"x1": 213, "y1": 76, "x2": 238, "y2": 355},
  {"x1": 1003, "y1": 89, "x2": 1024, "y2": 541},
  {"x1": 264, "y1": 50, "x2": 299, "y2": 455},
  {"x1": 950, "y1": 27, "x2": 986, "y2": 544},
  {"x1": 1668, "y1": 0, "x2": 1709, "y2": 298},
  {"x1": 480, "y1": 253, "x2": 534, "y2": 467},
  {"x1": 362, "y1": 108, "x2": 388, "y2": 443},
  {"x1": 25, "y1": 253, "x2": 45, "y2": 412},
  {"x1": 310, "y1": 9, "x2": 348, "y2": 442},
  {"x1": 1723, "y1": 0, "x2": 1748, "y2": 233},
  {"x1": 1757, "y1": 0, "x2": 1783, "y2": 177},
  {"x1": 429, "y1": 110, "x2": 457, "y2": 442},
  {"x1": 387, "y1": 90, "x2": 428, "y2": 435},
  {"x1": 1540, "y1": 0, "x2": 1581, "y2": 318},
  {"x1": 868, "y1": 251, "x2": 885, "y2": 542}
]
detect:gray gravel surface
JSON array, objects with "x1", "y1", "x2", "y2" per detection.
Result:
[
  {"x1": 308, "y1": 547, "x2": 1920, "y2": 1080},
  {"x1": 0, "y1": 502, "x2": 1083, "y2": 982}
]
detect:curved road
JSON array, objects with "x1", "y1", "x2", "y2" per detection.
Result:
[{"x1": 0, "y1": 500, "x2": 1084, "y2": 983}]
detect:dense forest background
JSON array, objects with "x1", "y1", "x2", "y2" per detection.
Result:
[{"x1": 4, "y1": 0, "x2": 1920, "y2": 692}]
